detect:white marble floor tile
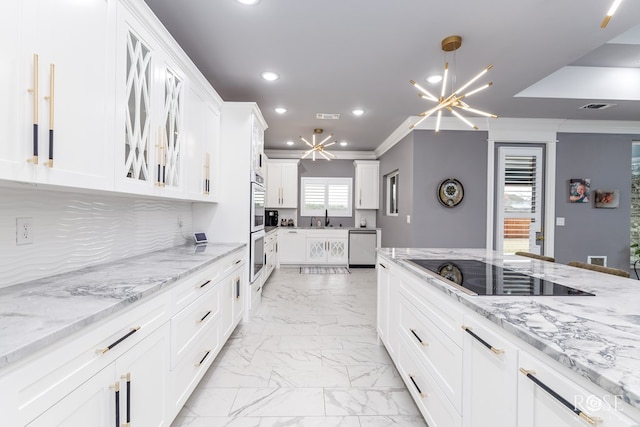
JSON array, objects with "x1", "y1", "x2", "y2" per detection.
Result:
[
  {"x1": 201, "y1": 365, "x2": 273, "y2": 388},
  {"x1": 269, "y1": 365, "x2": 350, "y2": 387},
  {"x1": 321, "y1": 335, "x2": 381, "y2": 350},
  {"x1": 324, "y1": 388, "x2": 421, "y2": 416},
  {"x1": 358, "y1": 415, "x2": 428, "y2": 426},
  {"x1": 182, "y1": 387, "x2": 239, "y2": 416},
  {"x1": 230, "y1": 388, "x2": 325, "y2": 417},
  {"x1": 250, "y1": 348, "x2": 322, "y2": 367},
  {"x1": 322, "y1": 347, "x2": 393, "y2": 367},
  {"x1": 258, "y1": 416, "x2": 361, "y2": 426},
  {"x1": 171, "y1": 415, "x2": 261, "y2": 427},
  {"x1": 348, "y1": 365, "x2": 404, "y2": 387}
]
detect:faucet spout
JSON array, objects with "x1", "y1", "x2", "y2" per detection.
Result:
[
  {"x1": 324, "y1": 209, "x2": 329, "y2": 226},
  {"x1": 311, "y1": 216, "x2": 316, "y2": 227}
]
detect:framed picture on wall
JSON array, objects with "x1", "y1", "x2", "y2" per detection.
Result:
[
  {"x1": 569, "y1": 178, "x2": 590, "y2": 203},
  {"x1": 594, "y1": 190, "x2": 620, "y2": 208}
]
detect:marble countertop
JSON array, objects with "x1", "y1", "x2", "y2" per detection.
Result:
[
  {"x1": 379, "y1": 247, "x2": 640, "y2": 410},
  {"x1": 0, "y1": 242, "x2": 244, "y2": 370}
]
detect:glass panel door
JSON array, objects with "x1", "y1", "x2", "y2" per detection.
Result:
[{"x1": 496, "y1": 146, "x2": 544, "y2": 254}]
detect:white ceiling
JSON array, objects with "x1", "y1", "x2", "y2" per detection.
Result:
[{"x1": 142, "y1": 0, "x2": 640, "y2": 153}]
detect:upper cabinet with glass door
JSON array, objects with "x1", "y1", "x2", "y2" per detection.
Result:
[
  {"x1": 115, "y1": 0, "x2": 220, "y2": 202},
  {"x1": 0, "y1": 0, "x2": 115, "y2": 190}
]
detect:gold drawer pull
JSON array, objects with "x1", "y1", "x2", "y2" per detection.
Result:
[
  {"x1": 408, "y1": 374, "x2": 427, "y2": 398},
  {"x1": 410, "y1": 329, "x2": 428, "y2": 346},
  {"x1": 462, "y1": 325, "x2": 504, "y2": 355},
  {"x1": 195, "y1": 349, "x2": 211, "y2": 367},
  {"x1": 96, "y1": 327, "x2": 140, "y2": 354},
  {"x1": 197, "y1": 310, "x2": 212, "y2": 323}
]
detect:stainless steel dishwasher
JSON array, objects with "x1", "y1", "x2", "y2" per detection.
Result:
[{"x1": 348, "y1": 229, "x2": 377, "y2": 267}]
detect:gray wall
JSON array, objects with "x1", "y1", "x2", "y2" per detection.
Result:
[
  {"x1": 377, "y1": 133, "x2": 415, "y2": 247},
  {"x1": 297, "y1": 159, "x2": 356, "y2": 228},
  {"x1": 412, "y1": 130, "x2": 488, "y2": 248},
  {"x1": 554, "y1": 133, "x2": 635, "y2": 270}
]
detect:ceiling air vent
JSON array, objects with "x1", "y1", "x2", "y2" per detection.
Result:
[
  {"x1": 316, "y1": 113, "x2": 340, "y2": 120},
  {"x1": 579, "y1": 103, "x2": 616, "y2": 110}
]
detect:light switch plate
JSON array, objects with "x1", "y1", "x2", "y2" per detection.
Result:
[{"x1": 556, "y1": 217, "x2": 565, "y2": 226}]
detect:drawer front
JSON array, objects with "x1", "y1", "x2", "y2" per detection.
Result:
[
  {"x1": 399, "y1": 294, "x2": 462, "y2": 412},
  {"x1": 397, "y1": 340, "x2": 462, "y2": 427},
  {"x1": 398, "y1": 274, "x2": 464, "y2": 346},
  {"x1": 171, "y1": 320, "x2": 221, "y2": 414},
  {"x1": 517, "y1": 351, "x2": 638, "y2": 427},
  {"x1": 5, "y1": 293, "x2": 169, "y2": 425},
  {"x1": 171, "y1": 285, "x2": 221, "y2": 368},
  {"x1": 172, "y1": 251, "x2": 244, "y2": 312}
]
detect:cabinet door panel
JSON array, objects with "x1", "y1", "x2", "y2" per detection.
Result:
[
  {"x1": 27, "y1": 364, "x2": 116, "y2": 427},
  {"x1": 278, "y1": 230, "x2": 306, "y2": 264},
  {"x1": 116, "y1": 325, "x2": 169, "y2": 427},
  {"x1": 0, "y1": 1, "x2": 33, "y2": 182},
  {"x1": 280, "y1": 162, "x2": 298, "y2": 207},
  {"x1": 34, "y1": 0, "x2": 112, "y2": 189}
]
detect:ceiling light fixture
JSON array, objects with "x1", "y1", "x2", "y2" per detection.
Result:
[
  {"x1": 286, "y1": 140, "x2": 294, "y2": 146},
  {"x1": 300, "y1": 128, "x2": 336, "y2": 161},
  {"x1": 261, "y1": 71, "x2": 279, "y2": 81},
  {"x1": 601, "y1": 0, "x2": 623, "y2": 28},
  {"x1": 410, "y1": 35, "x2": 497, "y2": 133},
  {"x1": 352, "y1": 109, "x2": 365, "y2": 116},
  {"x1": 340, "y1": 141, "x2": 348, "y2": 147},
  {"x1": 274, "y1": 107, "x2": 287, "y2": 114},
  {"x1": 237, "y1": 0, "x2": 260, "y2": 5}
]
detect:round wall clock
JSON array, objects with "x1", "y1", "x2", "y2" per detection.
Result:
[{"x1": 438, "y1": 178, "x2": 464, "y2": 208}]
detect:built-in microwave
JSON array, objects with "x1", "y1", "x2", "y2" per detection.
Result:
[
  {"x1": 250, "y1": 229, "x2": 265, "y2": 283},
  {"x1": 251, "y1": 182, "x2": 265, "y2": 232}
]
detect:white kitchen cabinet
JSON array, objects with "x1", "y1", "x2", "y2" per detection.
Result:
[
  {"x1": 354, "y1": 160, "x2": 379, "y2": 209},
  {"x1": 251, "y1": 113, "x2": 265, "y2": 177},
  {"x1": 220, "y1": 263, "x2": 245, "y2": 341},
  {"x1": 266, "y1": 160, "x2": 299, "y2": 208},
  {"x1": 462, "y1": 314, "x2": 518, "y2": 427},
  {"x1": 0, "y1": 1, "x2": 33, "y2": 184},
  {"x1": 27, "y1": 322, "x2": 170, "y2": 427},
  {"x1": 278, "y1": 229, "x2": 307, "y2": 264},
  {"x1": 306, "y1": 229, "x2": 348, "y2": 265},
  {"x1": 517, "y1": 351, "x2": 637, "y2": 427},
  {"x1": 12, "y1": 0, "x2": 114, "y2": 190},
  {"x1": 376, "y1": 258, "x2": 391, "y2": 350},
  {"x1": 264, "y1": 230, "x2": 278, "y2": 281}
]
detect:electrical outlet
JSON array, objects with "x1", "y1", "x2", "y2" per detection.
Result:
[
  {"x1": 16, "y1": 217, "x2": 34, "y2": 245},
  {"x1": 407, "y1": 215, "x2": 411, "y2": 224}
]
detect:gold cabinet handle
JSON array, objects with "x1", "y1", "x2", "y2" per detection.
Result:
[
  {"x1": 204, "y1": 152, "x2": 210, "y2": 194},
  {"x1": 43, "y1": 63, "x2": 54, "y2": 167},
  {"x1": 519, "y1": 368, "x2": 602, "y2": 426},
  {"x1": 195, "y1": 349, "x2": 211, "y2": 367},
  {"x1": 27, "y1": 53, "x2": 39, "y2": 164},
  {"x1": 410, "y1": 328, "x2": 428, "y2": 346},
  {"x1": 96, "y1": 327, "x2": 140, "y2": 354},
  {"x1": 408, "y1": 374, "x2": 427, "y2": 398},
  {"x1": 462, "y1": 325, "x2": 504, "y2": 355},
  {"x1": 197, "y1": 310, "x2": 212, "y2": 323}
]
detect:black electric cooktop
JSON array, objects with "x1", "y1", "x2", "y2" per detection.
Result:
[{"x1": 407, "y1": 259, "x2": 595, "y2": 296}]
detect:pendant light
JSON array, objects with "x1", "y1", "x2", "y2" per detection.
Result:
[
  {"x1": 301, "y1": 128, "x2": 336, "y2": 161},
  {"x1": 410, "y1": 35, "x2": 497, "y2": 133}
]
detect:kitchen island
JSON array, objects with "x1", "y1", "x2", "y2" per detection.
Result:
[{"x1": 378, "y1": 247, "x2": 640, "y2": 427}]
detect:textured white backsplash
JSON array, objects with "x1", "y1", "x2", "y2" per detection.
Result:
[{"x1": 0, "y1": 187, "x2": 193, "y2": 288}]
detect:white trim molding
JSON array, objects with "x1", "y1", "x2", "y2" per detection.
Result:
[{"x1": 265, "y1": 149, "x2": 376, "y2": 160}]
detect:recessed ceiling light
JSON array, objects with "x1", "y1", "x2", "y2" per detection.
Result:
[
  {"x1": 340, "y1": 141, "x2": 348, "y2": 147},
  {"x1": 237, "y1": 0, "x2": 260, "y2": 5},
  {"x1": 427, "y1": 74, "x2": 443, "y2": 84},
  {"x1": 274, "y1": 107, "x2": 287, "y2": 114},
  {"x1": 261, "y1": 71, "x2": 279, "y2": 81},
  {"x1": 352, "y1": 109, "x2": 365, "y2": 116},
  {"x1": 286, "y1": 140, "x2": 295, "y2": 146}
]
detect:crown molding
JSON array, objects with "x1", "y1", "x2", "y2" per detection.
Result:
[{"x1": 264, "y1": 149, "x2": 376, "y2": 160}]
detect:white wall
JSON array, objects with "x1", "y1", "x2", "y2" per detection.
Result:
[{"x1": 0, "y1": 186, "x2": 193, "y2": 288}]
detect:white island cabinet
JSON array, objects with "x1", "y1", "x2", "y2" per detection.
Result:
[
  {"x1": 377, "y1": 249, "x2": 640, "y2": 427},
  {"x1": 305, "y1": 229, "x2": 348, "y2": 265},
  {"x1": 278, "y1": 228, "x2": 307, "y2": 264}
]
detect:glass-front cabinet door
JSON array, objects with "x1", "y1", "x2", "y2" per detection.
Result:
[{"x1": 160, "y1": 67, "x2": 183, "y2": 190}]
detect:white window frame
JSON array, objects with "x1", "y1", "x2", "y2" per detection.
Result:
[
  {"x1": 300, "y1": 177, "x2": 353, "y2": 217},
  {"x1": 386, "y1": 170, "x2": 399, "y2": 216}
]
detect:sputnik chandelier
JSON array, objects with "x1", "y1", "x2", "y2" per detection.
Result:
[
  {"x1": 301, "y1": 128, "x2": 336, "y2": 161},
  {"x1": 410, "y1": 35, "x2": 497, "y2": 133},
  {"x1": 601, "y1": 0, "x2": 624, "y2": 28}
]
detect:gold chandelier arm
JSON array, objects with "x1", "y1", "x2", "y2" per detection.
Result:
[
  {"x1": 440, "y1": 62, "x2": 449, "y2": 99},
  {"x1": 318, "y1": 150, "x2": 332, "y2": 161},
  {"x1": 448, "y1": 107, "x2": 478, "y2": 130},
  {"x1": 410, "y1": 80, "x2": 438, "y2": 102},
  {"x1": 459, "y1": 105, "x2": 498, "y2": 118},
  {"x1": 455, "y1": 65, "x2": 493, "y2": 95},
  {"x1": 300, "y1": 137, "x2": 314, "y2": 148},
  {"x1": 463, "y1": 82, "x2": 493, "y2": 98},
  {"x1": 602, "y1": 0, "x2": 623, "y2": 27},
  {"x1": 435, "y1": 110, "x2": 443, "y2": 133},
  {"x1": 301, "y1": 149, "x2": 314, "y2": 159},
  {"x1": 319, "y1": 134, "x2": 333, "y2": 145},
  {"x1": 323, "y1": 141, "x2": 337, "y2": 148}
]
